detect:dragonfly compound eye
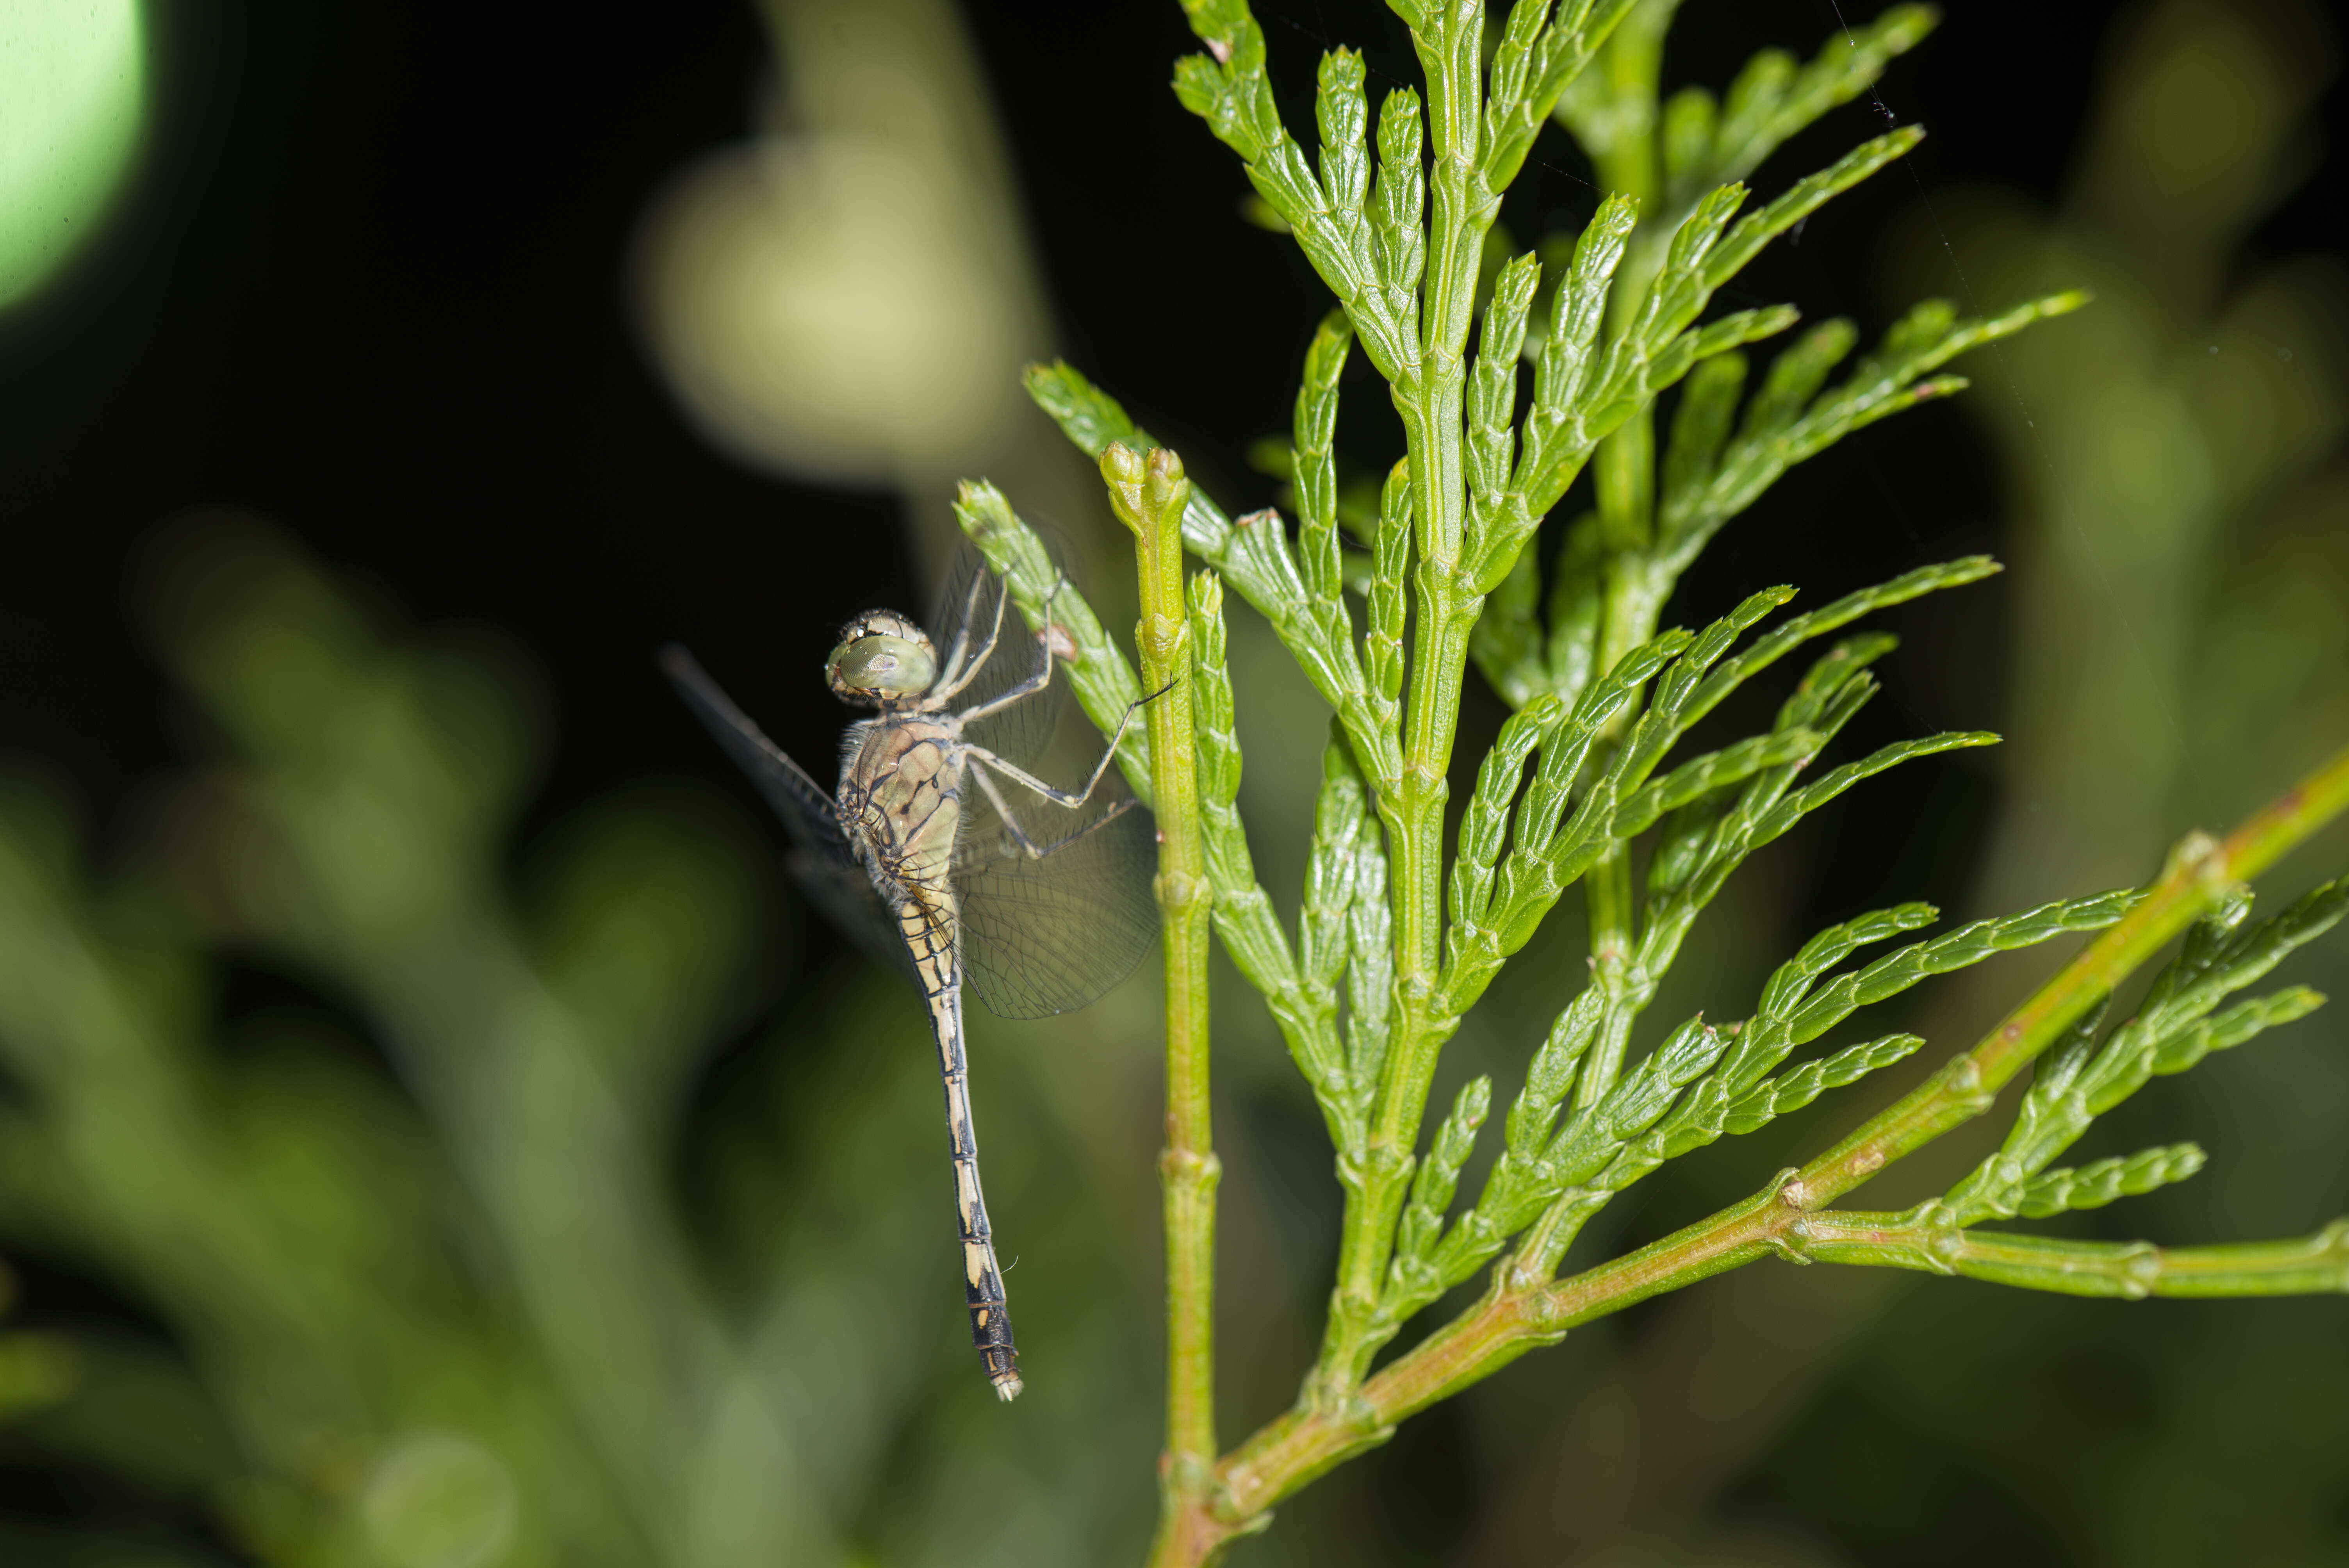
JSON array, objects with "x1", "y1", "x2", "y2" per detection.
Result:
[{"x1": 827, "y1": 631, "x2": 937, "y2": 701}]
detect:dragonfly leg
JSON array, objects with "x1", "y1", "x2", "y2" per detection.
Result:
[
  {"x1": 930, "y1": 569, "x2": 1010, "y2": 704},
  {"x1": 951, "y1": 636, "x2": 1057, "y2": 727},
  {"x1": 962, "y1": 681, "x2": 1171, "y2": 844},
  {"x1": 965, "y1": 762, "x2": 1067, "y2": 857},
  {"x1": 948, "y1": 571, "x2": 1084, "y2": 721}
]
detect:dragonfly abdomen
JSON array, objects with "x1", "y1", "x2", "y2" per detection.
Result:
[{"x1": 902, "y1": 898, "x2": 1024, "y2": 1401}]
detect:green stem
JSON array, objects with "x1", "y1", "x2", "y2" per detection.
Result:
[
  {"x1": 1107, "y1": 444, "x2": 1223, "y2": 1568},
  {"x1": 1298, "y1": 0, "x2": 1690, "y2": 1418},
  {"x1": 1575, "y1": 547, "x2": 1673, "y2": 1105},
  {"x1": 1575, "y1": 855, "x2": 1640, "y2": 1103},
  {"x1": 1385, "y1": 2, "x2": 1489, "y2": 1055},
  {"x1": 1791, "y1": 1207, "x2": 2349, "y2": 1298},
  {"x1": 1200, "y1": 739, "x2": 2349, "y2": 1532},
  {"x1": 1579, "y1": 0, "x2": 1667, "y2": 581},
  {"x1": 1574, "y1": 11, "x2": 1672, "y2": 1106},
  {"x1": 1314, "y1": 2, "x2": 1500, "y2": 1410}
]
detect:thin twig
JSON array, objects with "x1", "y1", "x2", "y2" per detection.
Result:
[{"x1": 1109, "y1": 444, "x2": 1225, "y2": 1568}]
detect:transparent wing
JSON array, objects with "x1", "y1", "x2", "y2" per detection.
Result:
[
  {"x1": 790, "y1": 853, "x2": 922, "y2": 992},
  {"x1": 954, "y1": 775, "x2": 1158, "y2": 1020},
  {"x1": 658, "y1": 643, "x2": 914, "y2": 985},
  {"x1": 928, "y1": 539, "x2": 1063, "y2": 773}
]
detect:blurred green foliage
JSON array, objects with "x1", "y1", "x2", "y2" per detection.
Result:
[
  {"x1": 1766, "y1": 2, "x2": 2349, "y2": 1563},
  {"x1": 0, "y1": 515, "x2": 1177, "y2": 1564},
  {"x1": 1897, "y1": 0, "x2": 2349, "y2": 893}
]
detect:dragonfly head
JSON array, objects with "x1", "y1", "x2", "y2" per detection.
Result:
[{"x1": 825, "y1": 610, "x2": 937, "y2": 706}]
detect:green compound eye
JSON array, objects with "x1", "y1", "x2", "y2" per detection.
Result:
[{"x1": 827, "y1": 633, "x2": 935, "y2": 697}]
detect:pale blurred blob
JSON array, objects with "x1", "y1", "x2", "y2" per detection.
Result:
[
  {"x1": 0, "y1": 1262, "x2": 76, "y2": 1420},
  {"x1": 0, "y1": 0, "x2": 145, "y2": 308},
  {"x1": 630, "y1": 0, "x2": 1051, "y2": 500},
  {"x1": 640, "y1": 132, "x2": 1026, "y2": 488},
  {"x1": 360, "y1": 1431, "x2": 520, "y2": 1568}
]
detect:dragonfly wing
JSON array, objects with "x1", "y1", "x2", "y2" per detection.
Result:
[
  {"x1": 658, "y1": 644, "x2": 914, "y2": 985},
  {"x1": 953, "y1": 782, "x2": 1158, "y2": 1020},
  {"x1": 789, "y1": 850, "x2": 922, "y2": 987}
]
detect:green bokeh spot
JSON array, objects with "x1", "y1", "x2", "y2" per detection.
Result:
[{"x1": 0, "y1": 0, "x2": 146, "y2": 309}]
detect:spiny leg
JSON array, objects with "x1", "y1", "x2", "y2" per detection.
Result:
[
  {"x1": 931, "y1": 568, "x2": 996, "y2": 696},
  {"x1": 968, "y1": 761, "x2": 1091, "y2": 859},
  {"x1": 962, "y1": 681, "x2": 1171, "y2": 842},
  {"x1": 901, "y1": 898, "x2": 1023, "y2": 1401},
  {"x1": 946, "y1": 571, "x2": 1089, "y2": 723},
  {"x1": 930, "y1": 569, "x2": 1013, "y2": 706},
  {"x1": 951, "y1": 622, "x2": 1059, "y2": 727}
]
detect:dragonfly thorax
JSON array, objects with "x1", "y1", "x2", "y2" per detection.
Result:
[
  {"x1": 826, "y1": 609, "x2": 936, "y2": 707},
  {"x1": 838, "y1": 712, "x2": 964, "y2": 909}
]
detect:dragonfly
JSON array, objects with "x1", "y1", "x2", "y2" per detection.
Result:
[{"x1": 660, "y1": 553, "x2": 1159, "y2": 1401}]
